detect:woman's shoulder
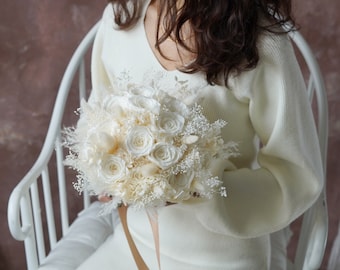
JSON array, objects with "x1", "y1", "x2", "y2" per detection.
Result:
[
  {"x1": 100, "y1": 0, "x2": 149, "y2": 25},
  {"x1": 228, "y1": 30, "x2": 298, "y2": 100},
  {"x1": 101, "y1": 3, "x2": 114, "y2": 23},
  {"x1": 257, "y1": 29, "x2": 295, "y2": 65}
]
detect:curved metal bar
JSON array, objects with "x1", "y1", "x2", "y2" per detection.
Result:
[{"x1": 7, "y1": 21, "x2": 100, "y2": 241}]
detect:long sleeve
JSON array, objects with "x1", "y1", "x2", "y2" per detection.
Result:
[{"x1": 194, "y1": 33, "x2": 323, "y2": 238}]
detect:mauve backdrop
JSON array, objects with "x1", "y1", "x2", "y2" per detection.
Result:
[{"x1": 0, "y1": 0, "x2": 339, "y2": 269}]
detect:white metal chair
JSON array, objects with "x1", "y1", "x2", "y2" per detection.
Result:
[
  {"x1": 286, "y1": 27, "x2": 329, "y2": 270},
  {"x1": 7, "y1": 21, "x2": 328, "y2": 270}
]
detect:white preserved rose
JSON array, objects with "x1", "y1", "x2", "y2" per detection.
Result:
[
  {"x1": 126, "y1": 126, "x2": 154, "y2": 156},
  {"x1": 129, "y1": 85, "x2": 156, "y2": 97},
  {"x1": 156, "y1": 111, "x2": 185, "y2": 135},
  {"x1": 99, "y1": 155, "x2": 126, "y2": 182},
  {"x1": 149, "y1": 143, "x2": 182, "y2": 169},
  {"x1": 164, "y1": 96, "x2": 190, "y2": 117},
  {"x1": 101, "y1": 96, "x2": 126, "y2": 117},
  {"x1": 129, "y1": 95, "x2": 161, "y2": 114}
]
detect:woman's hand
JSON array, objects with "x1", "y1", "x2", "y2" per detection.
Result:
[{"x1": 98, "y1": 193, "x2": 113, "y2": 203}]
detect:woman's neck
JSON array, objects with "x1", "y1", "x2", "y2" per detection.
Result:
[{"x1": 144, "y1": 0, "x2": 196, "y2": 71}]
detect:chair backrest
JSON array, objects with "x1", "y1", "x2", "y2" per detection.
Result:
[
  {"x1": 7, "y1": 21, "x2": 328, "y2": 270},
  {"x1": 7, "y1": 21, "x2": 100, "y2": 270},
  {"x1": 287, "y1": 29, "x2": 329, "y2": 270}
]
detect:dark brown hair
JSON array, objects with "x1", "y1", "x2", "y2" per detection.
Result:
[{"x1": 108, "y1": 0, "x2": 295, "y2": 85}]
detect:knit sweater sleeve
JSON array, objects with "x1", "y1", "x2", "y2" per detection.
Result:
[{"x1": 194, "y1": 33, "x2": 324, "y2": 238}]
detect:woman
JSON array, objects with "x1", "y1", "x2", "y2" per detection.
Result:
[{"x1": 77, "y1": 0, "x2": 323, "y2": 269}]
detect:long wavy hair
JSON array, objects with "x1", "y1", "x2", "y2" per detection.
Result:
[{"x1": 107, "y1": 0, "x2": 295, "y2": 85}]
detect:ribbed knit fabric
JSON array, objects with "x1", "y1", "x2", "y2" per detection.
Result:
[{"x1": 77, "y1": 1, "x2": 323, "y2": 269}]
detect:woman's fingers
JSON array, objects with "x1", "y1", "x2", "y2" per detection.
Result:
[{"x1": 98, "y1": 194, "x2": 113, "y2": 202}]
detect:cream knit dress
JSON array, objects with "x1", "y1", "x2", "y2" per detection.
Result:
[{"x1": 77, "y1": 1, "x2": 323, "y2": 269}]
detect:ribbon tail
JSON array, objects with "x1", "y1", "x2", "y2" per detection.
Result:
[
  {"x1": 147, "y1": 208, "x2": 161, "y2": 270},
  {"x1": 118, "y1": 206, "x2": 149, "y2": 270}
]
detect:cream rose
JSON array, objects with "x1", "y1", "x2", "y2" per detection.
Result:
[
  {"x1": 126, "y1": 126, "x2": 154, "y2": 156},
  {"x1": 156, "y1": 111, "x2": 185, "y2": 135},
  {"x1": 164, "y1": 96, "x2": 190, "y2": 117},
  {"x1": 129, "y1": 95, "x2": 161, "y2": 114},
  {"x1": 101, "y1": 95, "x2": 126, "y2": 117},
  {"x1": 129, "y1": 86, "x2": 156, "y2": 97},
  {"x1": 99, "y1": 155, "x2": 126, "y2": 182},
  {"x1": 149, "y1": 143, "x2": 182, "y2": 169}
]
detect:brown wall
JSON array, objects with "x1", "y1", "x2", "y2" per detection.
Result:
[{"x1": 1, "y1": 1, "x2": 339, "y2": 269}]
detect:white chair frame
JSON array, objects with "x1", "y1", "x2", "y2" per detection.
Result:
[
  {"x1": 7, "y1": 21, "x2": 328, "y2": 270},
  {"x1": 285, "y1": 28, "x2": 329, "y2": 270}
]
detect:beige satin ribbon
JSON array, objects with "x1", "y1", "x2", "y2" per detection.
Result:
[
  {"x1": 147, "y1": 209, "x2": 161, "y2": 270},
  {"x1": 118, "y1": 205, "x2": 161, "y2": 270}
]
